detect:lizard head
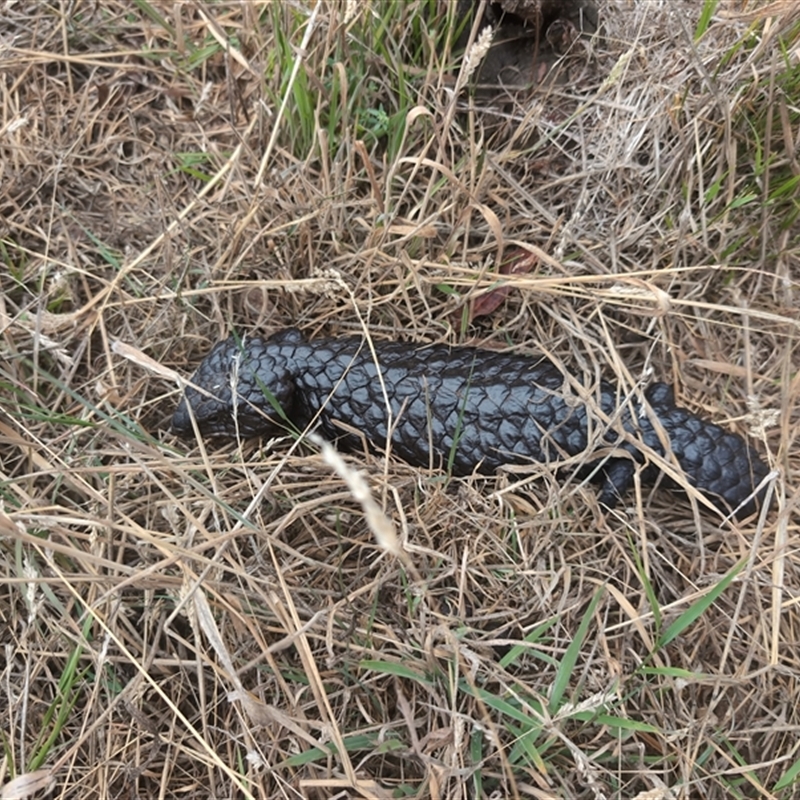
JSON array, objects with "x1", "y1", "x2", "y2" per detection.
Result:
[{"x1": 172, "y1": 335, "x2": 295, "y2": 440}]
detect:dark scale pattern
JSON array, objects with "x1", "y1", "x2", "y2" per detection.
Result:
[{"x1": 172, "y1": 329, "x2": 772, "y2": 520}]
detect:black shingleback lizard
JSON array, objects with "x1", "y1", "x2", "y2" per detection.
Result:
[{"x1": 172, "y1": 329, "x2": 771, "y2": 520}]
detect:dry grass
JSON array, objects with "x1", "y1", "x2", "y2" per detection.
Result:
[{"x1": 1, "y1": 1, "x2": 799, "y2": 798}]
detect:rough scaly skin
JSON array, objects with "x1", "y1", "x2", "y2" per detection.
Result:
[{"x1": 172, "y1": 329, "x2": 771, "y2": 519}]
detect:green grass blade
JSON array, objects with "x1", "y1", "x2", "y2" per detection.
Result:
[
  {"x1": 773, "y1": 752, "x2": 800, "y2": 791},
  {"x1": 280, "y1": 732, "x2": 405, "y2": 767},
  {"x1": 694, "y1": 0, "x2": 718, "y2": 41},
  {"x1": 470, "y1": 727, "x2": 484, "y2": 796},
  {"x1": 548, "y1": 586, "x2": 604, "y2": 714},
  {"x1": 460, "y1": 681, "x2": 545, "y2": 726},
  {"x1": 638, "y1": 666, "x2": 708, "y2": 680},
  {"x1": 657, "y1": 560, "x2": 746, "y2": 650},
  {"x1": 133, "y1": 0, "x2": 176, "y2": 39},
  {"x1": 499, "y1": 615, "x2": 559, "y2": 669},
  {"x1": 628, "y1": 540, "x2": 662, "y2": 636},
  {"x1": 359, "y1": 659, "x2": 434, "y2": 685}
]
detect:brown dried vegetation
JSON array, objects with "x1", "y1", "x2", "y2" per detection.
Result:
[{"x1": 1, "y1": 1, "x2": 799, "y2": 799}]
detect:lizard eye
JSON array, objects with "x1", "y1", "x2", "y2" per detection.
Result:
[{"x1": 197, "y1": 409, "x2": 229, "y2": 435}]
